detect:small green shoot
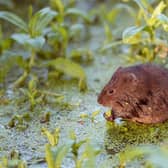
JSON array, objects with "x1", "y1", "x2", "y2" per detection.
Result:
[
  {"x1": 20, "y1": 77, "x2": 64, "y2": 110},
  {"x1": 40, "y1": 112, "x2": 51, "y2": 123},
  {"x1": 0, "y1": 150, "x2": 27, "y2": 168},
  {"x1": 42, "y1": 127, "x2": 72, "y2": 168},
  {"x1": 69, "y1": 130, "x2": 87, "y2": 166},
  {"x1": 20, "y1": 76, "x2": 38, "y2": 110},
  {"x1": 8, "y1": 113, "x2": 31, "y2": 131},
  {"x1": 42, "y1": 128, "x2": 60, "y2": 146},
  {"x1": 80, "y1": 110, "x2": 100, "y2": 123},
  {"x1": 45, "y1": 143, "x2": 72, "y2": 168},
  {"x1": 43, "y1": 128, "x2": 101, "y2": 168},
  {"x1": 76, "y1": 142, "x2": 101, "y2": 168}
]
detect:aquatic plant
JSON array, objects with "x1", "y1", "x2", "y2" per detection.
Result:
[
  {"x1": 42, "y1": 128, "x2": 101, "y2": 168},
  {"x1": 0, "y1": 0, "x2": 91, "y2": 91},
  {"x1": 0, "y1": 150, "x2": 27, "y2": 168},
  {"x1": 119, "y1": 143, "x2": 168, "y2": 168},
  {"x1": 101, "y1": 1, "x2": 168, "y2": 64}
]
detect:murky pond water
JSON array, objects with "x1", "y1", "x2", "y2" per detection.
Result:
[
  {"x1": 1, "y1": 51, "x2": 168, "y2": 167},
  {"x1": 1, "y1": 1, "x2": 168, "y2": 167}
]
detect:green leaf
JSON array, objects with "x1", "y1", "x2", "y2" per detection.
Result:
[
  {"x1": 42, "y1": 128, "x2": 60, "y2": 146},
  {"x1": 148, "y1": 1, "x2": 166, "y2": 26},
  {"x1": 157, "y1": 14, "x2": 168, "y2": 31},
  {"x1": 82, "y1": 143, "x2": 101, "y2": 168},
  {"x1": 29, "y1": 7, "x2": 57, "y2": 36},
  {"x1": 27, "y1": 36, "x2": 45, "y2": 49},
  {"x1": 92, "y1": 110, "x2": 100, "y2": 117},
  {"x1": 104, "y1": 23, "x2": 113, "y2": 43},
  {"x1": 113, "y1": 3, "x2": 135, "y2": 18},
  {"x1": 28, "y1": 76, "x2": 37, "y2": 92},
  {"x1": 66, "y1": 8, "x2": 91, "y2": 23},
  {"x1": 105, "y1": 3, "x2": 135, "y2": 24},
  {"x1": 56, "y1": 25, "x2": 68, "y2": 52},
  {"x1": 45, "y1": 144, "x2": 55, "y2": 168},
  {"x1": 151, "y1": 1, "x2": 166, "y2": 18},
  {"x1": 12, "y1": 33, "x2": 45, "y2": 49},
  {"x1": 0, "y1": 11, "x2": 28, "y2": 32},
  {"x1": 45, "y1": 58, "x2": 87, "y2": 91},
  {"x1": 50, "y1": 0, "x2": 64, "y2": 14},
  {"x1": 101, "y1": 41, "x2": 123, "y2": 52},
  {"x1": 11, "y1": 34, "x2": 29, "y2": 45},
  {"x1": 133, "y1": 0, "x2": 147, "y2": 13},
  {"x1": 122, "y1": 26, "x2": 146, "y2": 44},
  {"x1": 54, "y1": 143, "x2": 72, "y2": 167},
  {"x1": 133, "y1": 0, "x2": 148, "y2": 20},
  {"x1": 106, "y1": 8, "x2": 119, "y2": 24}
]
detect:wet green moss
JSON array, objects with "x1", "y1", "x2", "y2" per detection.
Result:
[{"x1": 105, "y1": 121, "x2": 168, "y2": 154}]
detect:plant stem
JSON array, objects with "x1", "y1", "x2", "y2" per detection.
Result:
[
  {"x1": 13, "y1": 49, "x2": 36, "y2": 88},
  {"x1": 38, "y1": 90, "x2": 64, "y2": 97},
  {"x1": 13, "y1": 70, "x2": 28, "y2": 88},
  {"x1": 29, "y1": 49, "x2": 35, "y2": 69}
]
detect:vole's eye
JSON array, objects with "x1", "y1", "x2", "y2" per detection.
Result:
[{"x1": 107, "y1": 89, "x2": 115, "y2": 95}]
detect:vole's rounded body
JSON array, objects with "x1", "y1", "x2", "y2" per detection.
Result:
[{"x1": 98, "y1": 63, "x2": 168, "y2": 124}]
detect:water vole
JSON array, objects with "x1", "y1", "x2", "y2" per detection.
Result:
[{"x1": 98, "y1": 63, "x2": 168, "y2": 124}]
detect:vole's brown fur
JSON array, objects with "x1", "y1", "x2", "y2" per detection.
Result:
[{"x1": 98, "y1": 63, "x2": 168, "y2": 124}]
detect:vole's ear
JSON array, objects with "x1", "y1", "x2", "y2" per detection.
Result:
[{"x1": 127, "y1": 73, "x2": 138, "y2": 83}]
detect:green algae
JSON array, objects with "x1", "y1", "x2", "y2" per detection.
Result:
[{"x1": 105, "y1": 121, "x2": 168, "y2": 154}]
